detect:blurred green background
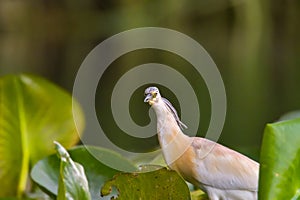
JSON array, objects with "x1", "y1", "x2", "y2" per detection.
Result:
[{"x1": 0, "y1": 0, "x2": 299, "y2": 161}]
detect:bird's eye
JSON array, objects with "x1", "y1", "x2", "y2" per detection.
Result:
[{"x1": 153, "y1": 92, "x2": 157, "y2": 98}]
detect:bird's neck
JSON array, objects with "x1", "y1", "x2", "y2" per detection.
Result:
[{"x1": 152, "y1": 101, "x2": 191, "y2": 166}]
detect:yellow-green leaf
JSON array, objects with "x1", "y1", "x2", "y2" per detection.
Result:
[
  {"x1": 0, "y1": 74, "x2": 84, "y2": 197},
  {"x1": 190, "y1": 190, "x2": 208, "y2": 200}
]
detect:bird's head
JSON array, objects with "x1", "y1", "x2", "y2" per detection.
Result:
[
  {"x1": 144, "y1": 86, "x2": 161, "y2": 106},
  {"x1": 144, "y1": 86, "x2": 188, "y2": 130}
]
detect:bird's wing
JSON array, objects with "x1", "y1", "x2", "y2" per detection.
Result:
[{"x1": 191, "y1": 137, "x2": 259, "y2": 191}]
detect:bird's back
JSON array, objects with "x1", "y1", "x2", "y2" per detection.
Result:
[{"x1": 170, "y1": 137, "x2": 259, "y2": 200}]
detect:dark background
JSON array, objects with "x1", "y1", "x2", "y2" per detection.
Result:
[{"x1": 1, "y1": 0, "x2": 299, "y2": 160}]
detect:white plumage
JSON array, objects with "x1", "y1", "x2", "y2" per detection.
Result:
[{"x1": 144, "y1": 86, "x2": 259, "y2": 200}]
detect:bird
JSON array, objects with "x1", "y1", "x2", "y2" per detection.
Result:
[{"x1": 144, "y1": 86, "x2": 259, "y2": 200}]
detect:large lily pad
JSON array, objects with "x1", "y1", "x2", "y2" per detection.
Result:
[
  {"x1": 31, "y1": 145, "x2": 137, "y2": 199},
  {"x1": 0, "y1": 74, "x2": 84, "y2": 197},
  {"x1": 100, "y1": 167, "x2": 191, "y2": 199},
  {"x1": 259, "y1": 118, "x2": 300, "y2": 200}
]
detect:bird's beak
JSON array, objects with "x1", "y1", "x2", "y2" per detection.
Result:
[{"x1": 144, "y1": 93, "x2": 152, "y2": 103}]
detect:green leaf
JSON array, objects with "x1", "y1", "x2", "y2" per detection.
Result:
[
  {"x1": 0, "y1": 74, "x2": 84, "y2": 197},
  {"x1": 100, "y1": 167, "x2": 191, "y2": 199},
  {"x1": 54, "y1": 142, "x2": 91, "y2": 200},
  {"x1": 190, "y1": 190, "x2": 208, "y2": 200},
  {"x1": 259, "y1": 118, "x2": 300, "y2": 200},
  {"x1": 31, "y1": 145, "x2": 137, "y2": 199}
]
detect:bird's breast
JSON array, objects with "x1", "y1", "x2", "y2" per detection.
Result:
[{"x1": 168, "y1": 145, "x2": 200, "y2": 186}]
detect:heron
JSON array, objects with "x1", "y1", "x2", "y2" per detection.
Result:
[{"x1": 144, "y1": 86, "x2": 259, "y2": 200}]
